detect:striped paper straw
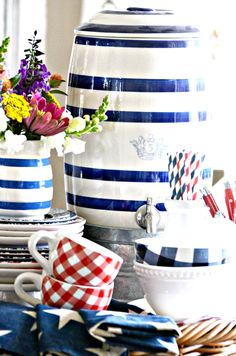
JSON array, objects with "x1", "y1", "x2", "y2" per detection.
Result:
[
  {"x1": 183, "y1": 150, "x2": 192, "y2": 200},
  {"x1": 168, "y1": 151, "x2": 186, "y2": 200},
  {"x1": 190, "y1": 153, "x2": 205, "y2": 200},
  {"x1": 168, "y1": 153, "x2": 181, "y2": 199},
  {"x1": 168, "y1": 150, "x2": 206, "y2": 200}
]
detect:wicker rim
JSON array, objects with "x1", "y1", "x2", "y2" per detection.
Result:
[{"x1": 177, "y1": 317, "x2": 236, "y2": 355}]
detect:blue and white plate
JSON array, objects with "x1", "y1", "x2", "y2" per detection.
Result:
[{"x1": 0, "y1": 209, "x2": 80, "y2": 225}]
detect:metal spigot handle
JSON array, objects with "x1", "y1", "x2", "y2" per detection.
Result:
[{"x1": 135, "y1": 197, "x2": 160, "y2": 234}]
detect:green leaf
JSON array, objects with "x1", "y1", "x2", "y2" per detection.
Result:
[
  {"x1": 10, "y1": 73, "x2": 21, "y2": 88},
  {"x1": 0, "y1": 36, "x2": 10, "y2": 63},
  {"x1": 50, "y1": 89, "x2": 68, "y2": 96}
]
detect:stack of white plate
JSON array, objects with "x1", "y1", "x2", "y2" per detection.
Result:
[{"x1": 0, "y1": 209, "x2": 86, "y2": 288}]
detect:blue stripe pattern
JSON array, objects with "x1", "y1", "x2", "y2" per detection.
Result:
[
  {"x1": 101, "y1": 9, "x2": 172, "y2": 15},
  {"x1": 67, "y1": 193, "x2": 166, "y2": 212},
  {"x1": 65, "y1": 164, "x2": 211, "y2": 183},
  {"x1": 0, "y1": 158, "x2": 50, "y2": 167},
  {"x1": 64, "y1": 163, "x2": 168, "y2": 183},
  {"x1": 0, "y1": 179, "x2": 53, "y2": 189},
  {"x1": 0, "y1": 201, "x2": 51, "y2": 210},
  {"x1": 75, "y1": 36, "x2": 201, "y2": 48},
  {"x1": 78, "y1": 24, "x2": 199, "y2": 34},
  {"x1": 68, "y1": 74, "x2": 205, "y2": 92},
  {"x1": 66, "y1": 106, "x2": 207, "y2": 123}
]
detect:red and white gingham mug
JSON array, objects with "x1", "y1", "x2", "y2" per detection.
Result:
[
  {"x1": 28, "y1": 230, "x2": 123, "y2": 286},
  {"x1": 14, "y1": 272, "x2": 114, "y2": 310}
]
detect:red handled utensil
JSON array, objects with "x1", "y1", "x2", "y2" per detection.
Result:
[
  {"x1": 224, "y1": 181, "x2": 235, "y2": 221},
  {"x1": 200, "y1": 186, "x2": 225, "y2": 218}
]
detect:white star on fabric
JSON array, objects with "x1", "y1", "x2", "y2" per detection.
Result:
[
  {"x1": 96, "y1": 311, "x2": 127, "y2": 319},
  {"x1": 85, "y1": 346, "x2": 127, "y2": 355},
  {"x1": 87, "y1": 311, "x2": 127, "y2": 343},
  {"x1": 23, "y1": 310, "x2": 37, "y2": 331},
  {"x1": 43, "y1": 308, "x2": 84, "y2": 329},
  {"x1": 148, "y1": 321, "x2": 181, "y2": 335},
  {"x1": 0, "y1": 330, "x2": 11, "y2": 337},
  {"x1": 159, "y1": 338, "x2": 180, "y2": 354},
  {"x1": 38, "y1": 331, "x2": 43, "y2": 340}
]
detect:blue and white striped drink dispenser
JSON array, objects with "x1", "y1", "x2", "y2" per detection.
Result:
[{"x1": 64, "y1": 7, "x2": 212, "y2": 300}]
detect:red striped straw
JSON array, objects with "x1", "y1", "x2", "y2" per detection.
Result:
[
  {"x1": 168, "y1": 150, "x2": 205, "y2": 200},
  {"x1": 183, "y1": 150, "x2": 192, "y2": 200},
  {"x1": 190, "y1": 153, "x2": 201, "y2": 200}
]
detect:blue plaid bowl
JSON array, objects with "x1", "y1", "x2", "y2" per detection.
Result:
[{"x1": 134, "y1": 237, "x2": 230, "y2": 267}]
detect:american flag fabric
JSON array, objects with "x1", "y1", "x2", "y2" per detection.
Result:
[{"x1": 0, "y1": 299, "x2": 181, "y2": 355}]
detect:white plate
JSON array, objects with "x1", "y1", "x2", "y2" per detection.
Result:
[
  {"x1": 0, "y1": 261, "x2": 41, "y2": 269},
  {"x1": 0, "y1": 223, "x2": 84, "y2": 237},
  {"x1": 0, "y1": 219, "x2": 85, "y2": 232},
  {"x1": 0, "y1": 276, "x2": 18, "y2": 284},
  {"x1": 0, "y1": 231, "x2": 83, "y2": 245},
  {"x1": 0, "y1": 230, "x2": 40, "y2": 237},
  {"x1": 0, "y1": 283, "x2": 37, "y2": 292},
  {"x1": 0, "y1": 209, "x2": 81, "y2": 224},
  {"x1": 0, "y1": 268, "x2": 42, "y2": 278}
]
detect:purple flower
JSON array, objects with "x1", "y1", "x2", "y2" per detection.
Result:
[{"x1": 14, "y1": 59, "x2": 51, "y2": 97}]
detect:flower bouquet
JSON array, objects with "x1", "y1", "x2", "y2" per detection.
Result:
[
  {"x1": 0, "y1": 31, "x2": 109, "y2": 218},
  {"x1": 0, "y1": 31, "x2": 109, "y2": 155}
]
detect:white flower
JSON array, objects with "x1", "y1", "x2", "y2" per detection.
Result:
[
  {"x1": 42, "y1": 132, "x2": 66, "y2": 157},
  {"x1": 61, "y1": 108, "x2": 73, "y2": 121},
  {"x1": 63, "y1": 136, "x2": 86, "y2": 154},
  {"x1": 67, "y1": 116, "x2": 86, "y2": 133},
  {"x1": 0, "y1": 107, "x2": 8, "y2": 132},
  {"x1": 1, "y1": 130, "x2": 27, "y2": 153}
]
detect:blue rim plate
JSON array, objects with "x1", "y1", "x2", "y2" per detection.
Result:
[{"x1": 0, "y1": 209, "x2": 81, "y2": 225}]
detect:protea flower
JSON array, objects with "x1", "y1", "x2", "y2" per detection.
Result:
[{"x1": 23, "y1": 95, "x2": 70, "y2": 137}]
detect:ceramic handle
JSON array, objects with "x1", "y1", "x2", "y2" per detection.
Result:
[
  {"x1": 14, "y1": 272, "x2": 42, "y2": 307},
  {"x1": 28, "y1": 230, "x2": 57, "y2": 275}
]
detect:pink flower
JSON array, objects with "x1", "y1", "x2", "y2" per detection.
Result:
[{"x1": 23, "y1": 95, "x2": 70, "y2": 136}]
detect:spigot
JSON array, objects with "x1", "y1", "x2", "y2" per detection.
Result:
[{"x1": 135, "y1": 197, "x2": 161, "y2": 234}]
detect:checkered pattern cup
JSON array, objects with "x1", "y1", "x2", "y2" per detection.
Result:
[
  {"x1": 14, "y1": 272, "x2": 113, "y2": 310},
  {"x1": 28, "y1": 230, "x2": 123, "y2": 286}
]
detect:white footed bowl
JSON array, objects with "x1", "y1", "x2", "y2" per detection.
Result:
[{"x1": 134, "y1": 261, "x2": 236, "y2": 321}]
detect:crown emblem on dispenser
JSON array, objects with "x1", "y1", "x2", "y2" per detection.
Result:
[{"x1": 130, "y1": 134, "x2": 167, "y2": 160}]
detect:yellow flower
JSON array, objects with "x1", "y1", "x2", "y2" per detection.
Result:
[{"x1": 2, "y1": 93, "x2": 30, "y2": 123}]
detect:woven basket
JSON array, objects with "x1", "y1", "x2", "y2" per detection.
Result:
[
  {"x1": 130, "y1": 317, "x2": 236, "y2": 355},
  {"x1": 177, "y1": 317, "x2": 236, "y2": 355}
]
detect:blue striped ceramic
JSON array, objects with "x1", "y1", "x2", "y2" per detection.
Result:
[
  {"x1": 64, "y1": 8, "x2": 212, "y2": 229},
  {"x1": 0, "y1": 141, "x2": 53, "y2": 218}
]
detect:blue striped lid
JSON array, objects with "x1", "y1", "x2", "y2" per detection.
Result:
[{"x1": 75, "y1": 8, "x2": 200, "y2": 38}]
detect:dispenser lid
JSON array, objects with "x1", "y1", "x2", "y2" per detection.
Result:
[{"x1": 76, "y1": 7, "x2": 200, "y2": 39}]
